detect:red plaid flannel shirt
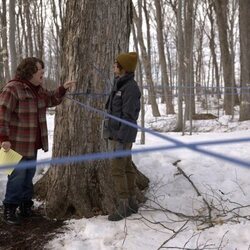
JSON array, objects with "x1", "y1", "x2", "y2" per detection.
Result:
[{"x1": 0, "y1": 79, "x2": 66, "y2": 157}]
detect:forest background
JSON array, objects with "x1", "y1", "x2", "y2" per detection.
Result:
[
  {"x1": 1, "y1": 0, "x2": 250, "y2": 249},
  {"x1": 1, "y1": 0, "x2": 250, "y2": 125}
]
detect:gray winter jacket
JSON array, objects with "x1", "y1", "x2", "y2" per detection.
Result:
[{"x1": 105, "y1": 73, "x2": 141, "y2": 143}]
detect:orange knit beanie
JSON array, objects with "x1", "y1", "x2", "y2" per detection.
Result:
[{"x1": 116, "y1": 52, "x2": 138, "y2": 73}]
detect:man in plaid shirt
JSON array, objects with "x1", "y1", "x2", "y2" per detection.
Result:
[{"x1": 0, "y1": 57, "x2": 75, "y2": 225}]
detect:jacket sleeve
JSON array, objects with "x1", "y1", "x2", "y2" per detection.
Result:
[
  {"x1": 42, "y1": 86, "x2": 67, "y2": 107},
  {"x1": 0, "y1": 87, "x2": 18, "y2": 142},
  {"x1": 117, "y1": 83, "x2": 141, "y2": 143}
]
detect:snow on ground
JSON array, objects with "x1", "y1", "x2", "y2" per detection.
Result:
[{"x1": 1, "y1": 105, "x2": 250, "y2": 249}]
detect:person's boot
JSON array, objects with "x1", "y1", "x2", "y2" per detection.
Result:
[
  {"x1": 128, "y1": 196, "x2": 139, "y2": 214},
  {"x1": 3, "y1": 203, "x2": 20, "y2": 225},
  {"x1": 108, "y1": 199, "x2": 132, "y2": 221},
  {"x1": 18, "y1": 200, "x2": 34, "y2": 218}
]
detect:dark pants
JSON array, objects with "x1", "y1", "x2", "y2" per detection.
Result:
[
  {"x1": 3, "y1": 155, "x2": 37, "y2": 205},
  {"x1": 109, "y1": 141, "x2": 136, "y2": 199}
]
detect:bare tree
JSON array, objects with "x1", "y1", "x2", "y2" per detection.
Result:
[
  {"x1": 175, "y1": 0, "x2": 185, "y2": 131},
  {"x1": 132, "y1": 22, "x2": 145, "y2": 144},
  {"x1": 183, "y1": 0, "x2": 196, "y2": 128},
  {"x1": 33, "y1": 0, "x2": 46, "y2": 59},
  {"x1": 213, "y1": 0, "x2": 235, "y2": 115},
  {"x1": 24, "y1": 0, "x2": 33, "y2": 56},
  {"x1": 8, "y1": 0, "x2": 17, "y2": 77},
  {"x1": 239, "y1": 0, "x2": 250, "y2": 121},
  {"x1": 48, "y1": 0, "x2": 65, "y2": 83},
  {"x1": 143, "y1": 0, "x2": 151, "y2": 62},
  {"x1": 228, "y1": 0, "x2": 240, "y2": 118},
  {"x1": 133, "y1": 0, "x2": 160, "y2": 117},
  {"x1": 16, "y1": 0, "x2": 29, "y2": 58},
  {"x1": 154, "y1": 0, "x2": 175, "y2": 115},
  {"x1": 0, "y1": 0, "x2": 10, "y2": 82},
  {"x1": 206, "y1": 0, "x2": 221, "y2": 100}
]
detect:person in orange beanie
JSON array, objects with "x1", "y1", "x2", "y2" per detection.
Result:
[{"x1": 105, "y1": 52, "x2": 141, "y2": 221}]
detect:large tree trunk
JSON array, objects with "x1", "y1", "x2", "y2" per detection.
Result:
[
  {"x1": 35, "y1": 0, "x2": 149, "y2": 219},
  {"x1": 239, "y1": 0, "x2": 250, "y2": 121}
]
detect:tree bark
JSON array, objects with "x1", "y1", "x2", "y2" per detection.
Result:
[
  {"x1": 132, "y1": 23, "x2": 145, "y2": 144},
  {"x1": 213, "y1": 0, "x2": 235, "y2": 115},
  {"x1": 193, "y1": 4, "x2": 205, "y2": 102},
  {"x1": 154, "y1": 0, "x2": 175, "y2": 115},
  {"x1": 0, "y1": 0, "x2": 10, "y2": 82},
  {"x1": 33, "y1": 0, "x2": 44, "y2": 59},
  {"x1": 175, "y1": 0, "x2": 184, "y2": 132},
  {"x1": 17, "y1": 1, "x2": 28, "y2": 58},
  {"x1": 239, "y1": 0, "x2": 250, "y2": 121},
  {"x1": 133, "y1": 0, "x2": 161, "y2": 117},
  {"x1": 24, "y1": 0, "x2": 33, "y2": 56},
  {"x1": 207, "y1": 2, "x2": 221, "y2": 100},
  {"x1": 183, "y1": 0, "x2": 196, "y2": 124},
  {"x1": 49, "y1": 0, "x2": 63, "y2": 83},
  {"x1": 8, "y1": 0, "x2": 17, "y2": 77},
  {"x1": 35, "y1": 0, "x2": 149, "y2": 219}
]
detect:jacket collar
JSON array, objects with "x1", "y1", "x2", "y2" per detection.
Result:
[
  {"x1": 8, "y1": 78, "x2": 41, "y2": 96},
  {"x1": 114, "y1": 73, "x2": 134, "y2": 91}
]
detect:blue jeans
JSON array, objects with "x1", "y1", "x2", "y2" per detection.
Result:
[{"x1": 3, "y1": 154, "x2": 37, "y2": 205}]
